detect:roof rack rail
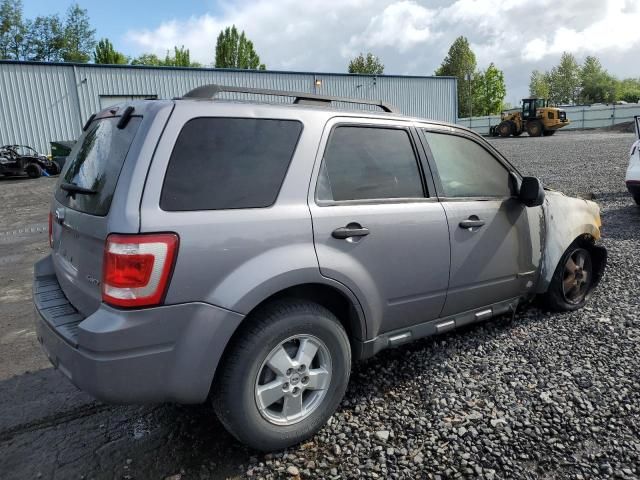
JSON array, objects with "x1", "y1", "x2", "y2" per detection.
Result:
[{"x1": 181, "y1": 84, "x2": 398, "y2": 113}]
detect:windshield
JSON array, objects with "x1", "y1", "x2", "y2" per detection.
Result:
[{"x1": 55, "y1": 116, "x2": 141, "y2": 216}]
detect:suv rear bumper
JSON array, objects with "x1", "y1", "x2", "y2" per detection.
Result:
[{"x1": 33, "y1": 255, "x2": 244, "y2": 404}]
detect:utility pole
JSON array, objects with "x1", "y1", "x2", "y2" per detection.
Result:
[{"x1": 466, "y1": 72, "x2": 472, "y2": 119}]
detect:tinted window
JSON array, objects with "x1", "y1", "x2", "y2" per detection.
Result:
[
  {"x1": 161, "y1": 118, "x2": 302, "y2": 211},
  {"x1": 317, "y1": 127, "x2": 423, "y2": 202},
  {"x1": 424, "y1": 131, "x2": 511, "y2": 198},
  {"x1": 55, "y1": 117, "x2": 141, "y2": 216}
]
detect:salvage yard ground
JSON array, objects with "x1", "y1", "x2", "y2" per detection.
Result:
[{"x1": 1, "y1": 131, "x2": 639, "y2": 479}]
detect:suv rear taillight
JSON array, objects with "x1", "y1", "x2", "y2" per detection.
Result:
[
  {"x1": 102, "y1": 233, "x2": 179, "y2": 308},
  {"x1": 48, "y1": 212, "x2": 53, "y2": 248}
]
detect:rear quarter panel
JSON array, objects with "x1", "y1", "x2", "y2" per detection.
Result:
[{"x1": 139, "y1": 102, "x2": 331, "y2": 314}]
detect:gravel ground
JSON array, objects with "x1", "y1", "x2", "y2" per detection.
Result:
[{"x1": 1, "y1": 131, "x2": 639, "y2": 479}]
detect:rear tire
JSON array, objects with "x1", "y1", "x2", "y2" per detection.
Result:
[
  {"x1": 541, "y1": 243, "x2": 594, "y2": 311},
  {"x1": 526, "y1": 120, "x2": 543, "y2": 137},
  {"x1": 25, "y1": 163, "x2": 42, "y2": 178},
  {"x1": 213, "y1": 300, "x2": 351, "y2": 451},
  {"x1": 45, "y1": 163, "x2": 60, "y2": 175},
  {"x1": 497, "y1": 121, "x2": 513, "y2": 137}
]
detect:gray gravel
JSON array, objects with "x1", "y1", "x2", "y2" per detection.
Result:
[
  {"x1": 1, "y1": 131, "x2": 639, "y2": 479},
  {"x1": 243, "y1": 132, "x2": 640, "y2": 480}
]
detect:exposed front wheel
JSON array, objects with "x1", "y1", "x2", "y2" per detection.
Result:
[
  {"x1": 213, "y1": 300, "x2": 351, "y2": 451},
  {"x1": 541, "y1": 245, "x2": 594, "y2": 311}
]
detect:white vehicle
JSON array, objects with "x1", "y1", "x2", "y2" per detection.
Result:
[{"x1": 626, "y1": 116, "x2": 640, "y2": 205}]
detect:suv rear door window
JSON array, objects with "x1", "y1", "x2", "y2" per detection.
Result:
[
  {"x1": 317, "y1": 126, "x2": 424, "y2": 202},
  {"x1": 160, "y1": 118, "x2": 302, "y2": 211},
  {"x1": 55, "y1": 116, "x2": 142, "y2": 216},
  {"x1": 423, "y1": 131, "x2": 512, "y2": 198}
]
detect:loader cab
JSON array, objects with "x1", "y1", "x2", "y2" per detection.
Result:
[{"x1": 522, "y1": 98, "x2": 548, "y2": 119}]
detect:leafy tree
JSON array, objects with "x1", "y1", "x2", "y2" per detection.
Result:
[
  {"x1": 348, "y1": 52, "x2": 384, "y2": 74},
  {"x1": 93, "y1": 38, "x2": 127, "y2": 64},
  {"x1": 61, "y1": 3, "x2": 95, "y2": 62},
  {"x1": 28, "y1": 14, "x2": 64, "y2": 61},
  {"x1": 435, "y1": 36, "x2": 477, "y2": 117},
  {"x1": 0, "y1": 0, "x2": 24, "y2": 59},
  {"x1": 472, "y1": 63, "x2": 506, "y2": 115},
  {"x1": 547, "y1": 52, "x2": 581, "y2": 104},
  {"x1": 580, "y1": 56, "x2": 616, "y2": 103},
  {"x1": 616, "y1": 78, "x2": 640, "y2": 103},
  {"x1": 163, "y1": 46, "x2": 200, "y2": 67},
  {"x1": 214, "y1": 25, "x2": 265, "y2": 69},
  {"x1": 130, "y1": 53, "x2": 163, "y2": 66},
  {"x1": 529, "y1": 70, "x2": 550, "y2": 99}
]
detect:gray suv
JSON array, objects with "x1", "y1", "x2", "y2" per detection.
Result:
[{"x1": 34, "y1": 85, "x2": 606, "y2": 451}]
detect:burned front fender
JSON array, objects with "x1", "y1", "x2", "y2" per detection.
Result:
[{"x1": 537, "y1": 190, "x2": 605, "y2": 293}]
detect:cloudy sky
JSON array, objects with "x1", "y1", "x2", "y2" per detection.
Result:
[{"x1": 23, "y1": 0, "x2": 640, "y2": 104}]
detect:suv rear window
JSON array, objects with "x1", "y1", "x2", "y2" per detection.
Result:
[
  {"x1": 55, "y1": 117, "x2": 141, "y2": 216},
  {"x1": 160, "y1": 118, "x2": 302, "y2": 211}
]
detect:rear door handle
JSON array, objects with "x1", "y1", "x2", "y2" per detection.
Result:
[
  {"x1": 459, "y1": 217, "x2": 485, "y2": 229},
  {"x1": 332, "y1": 223, "x2": 370, "y2": 239}
]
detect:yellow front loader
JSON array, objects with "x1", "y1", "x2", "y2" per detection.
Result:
[{"x1": 491, "y1": 98, "x2": 570, "y2": 137}]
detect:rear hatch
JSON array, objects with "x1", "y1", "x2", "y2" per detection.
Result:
[{"x1": 51, "y1": 107, "x2": 144, "y2": 316}]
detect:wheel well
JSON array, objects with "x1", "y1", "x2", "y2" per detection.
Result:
[
  {"x1": 251, "y1": 284, "x2": 365, "y2": 343},
  {"x1": 573, "y1": 234, "x2": 607, "y2": 288},
  {"x1": 210, "y1": 284, "x2": 365, "y2": 394}
]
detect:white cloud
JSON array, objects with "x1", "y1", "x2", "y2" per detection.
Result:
[
  {"x1": 345, "y1": 1, "x2": 438, "y2": 55},
  {"x1": 124, "y1": 0, "x2": 640, "y2": 103}
]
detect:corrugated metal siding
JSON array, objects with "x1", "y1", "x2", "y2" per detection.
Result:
[
  {"x1": 1, "y1": 62, "x2": 457, "y2": 153},
  {"x1": 0, "y1": 63, "x2": 81, "y2": 152}
]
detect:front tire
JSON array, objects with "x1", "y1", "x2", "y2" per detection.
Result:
[
  {"x1": 25, "y1": 163, "x2": 42, "y2": 178},
  {"x1": 213, "y1": 300, "x2": 351, "y2": 451},
  {"x1": 541, "y1": 244, "x2": 594, "y2": 311},
  {"x1": 497, "y1": 121, "x2": 513, "y2": 137}
]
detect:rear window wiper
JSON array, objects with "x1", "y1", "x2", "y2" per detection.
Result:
[{"x1": 61, "y1": 182, "x2": 97, "y2": 196}]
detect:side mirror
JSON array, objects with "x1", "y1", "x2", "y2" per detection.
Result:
[{"x1": 519, "y1": 176, "x2": 545, "y2": 207}]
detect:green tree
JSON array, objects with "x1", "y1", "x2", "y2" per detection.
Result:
[
  {"x1": 214, "y1": 25, "x2": 265, "y2": 69},
  {"x1": 61, "y1": 3, "x2": 95, "y2": 62},
  {"x1": 435, "y1": 36, "x2": 477, "y2": 117},
  {"x1": 28, "y1": 14, "x2": 64, "y2": 61},
  {"x1": 580, "y1": 56, "x2": 616, "y2": 103},
  {"x1": 472, "y1": 63, "x2": 506, "y2": 115},
  {"x1": 0, "y1": 0, "x2": 24, "y2": 59},
  {"x1": 348, "y1": 52, "x2": 384, "y2": 74},
  {"x1": 130, "y1": 53, "x2": 163, "y2": 66},
  {"x1": 93, "y1": 38, "x2": 127, "y2": 64},
  {"x1": 547, "y1": 52, "x2": 581, "y2": 104},
  {"x1": 616, "y1": 78, "x2": 640, "y2": 103},
  {"x1": 163, "y1": 46, "x2": 200, "y2": 67},
  {"x1": 529, "y1": 69, "x2": 551, "y2": 99}
]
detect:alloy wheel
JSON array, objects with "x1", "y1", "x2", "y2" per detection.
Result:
[{"x1": 255, "y1": 334, "x2": 332, "y2": 426}]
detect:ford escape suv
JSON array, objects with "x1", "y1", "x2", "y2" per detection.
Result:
[{"x1": 34, "y1": 85, "x2": 606, "y2": 451}]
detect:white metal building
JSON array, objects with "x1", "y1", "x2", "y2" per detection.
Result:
[{"x1": 0, "y1": 61, "x2": 458, "y2": 153}]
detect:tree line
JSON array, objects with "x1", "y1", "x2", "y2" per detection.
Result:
[
  {"x1": 0, "y1": 1, "x2": 266, "y2": 69},
  {"x1": 529, "y1": 52, "x2": 640, "y2": 104}
]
